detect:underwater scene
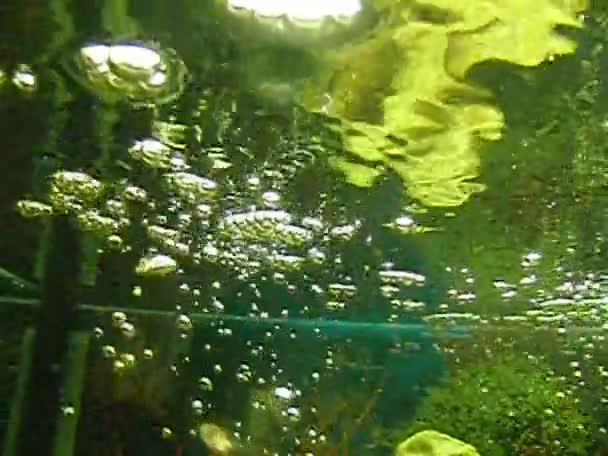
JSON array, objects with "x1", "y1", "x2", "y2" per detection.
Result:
[{"x1": 2, "y1": 0, "x2": 608, "y2": 455}]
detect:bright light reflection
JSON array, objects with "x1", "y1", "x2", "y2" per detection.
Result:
[
  {"x1": 227, "y1": 0, "x2": 362, "y2": 21},
  {"x1": 109, "y1": 45, "x2": 161, "y2": 70}
]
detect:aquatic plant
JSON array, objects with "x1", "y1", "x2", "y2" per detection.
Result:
[
  {"x1": 243, "y1": 373, "x2": 385, "y2": 455},
  {"x1": 293, "y1": 0, "x2": 587, "y2": 207},
  {"x1": 395, "y1": 354, "x2": 592, "y2": 455}
]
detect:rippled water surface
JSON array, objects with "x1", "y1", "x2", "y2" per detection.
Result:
[{"x1": 1, "y1": 1, "x2": 608, "y2": 455}]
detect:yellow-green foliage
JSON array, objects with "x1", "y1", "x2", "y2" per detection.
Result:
[
  {"x1": 298, "y1": 0, "x2": 587, "y2": 206},
  {"x1": 395, "y1": 430, "x2": 480, "y2": 456}
]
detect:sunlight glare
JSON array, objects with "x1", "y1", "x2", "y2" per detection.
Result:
[{"x1": 227, "y1": 0, "x2": 362, "y2": 21}]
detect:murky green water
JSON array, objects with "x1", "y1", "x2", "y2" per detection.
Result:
[{"x1": 1, "y1": 1, "x2": 608, "y2": 455}]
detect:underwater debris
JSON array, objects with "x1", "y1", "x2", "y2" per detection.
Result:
[
  {"x1": 199, "y1": 422, "x2": 234, "y2": 455},
  {"x1": 395, "y1": 430, "x2": 479, "y2": 456}
]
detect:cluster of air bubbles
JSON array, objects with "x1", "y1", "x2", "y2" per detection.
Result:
[
  {"x1": 164, "y1": 171, "x2": 219, "y2": 201},
  {"x1": 94, "y1": 310, "x2": 155, "y2": 374},
  {"x1": 128, "y1": 138, "x2": 187, "y2": 171},
  {"x1": 426, "y1": 243, "x2": 608, "y2": 334},
  {"x1": 17, "y1": 127, "x2": 440, "y2": 332},
  {"x1": 135, "y1": 253, "x2": 178, "y2": 277},
  {"x1": 17, "y1": 170, "x2": 135, "y2": 253},
  {"x1": 7, "y1": 28, "x2": 506, "y2": 456},
  {"x1": 62, "y1": 41, "x2": 189, "y2": 107},
  {"x1": 199, "y1": 203, "x2": 364, "y2": 280}
]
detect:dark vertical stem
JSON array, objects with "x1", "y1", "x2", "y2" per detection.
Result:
[{"x1": 15, "y1": 216, "x2": 81, "y2": 455}]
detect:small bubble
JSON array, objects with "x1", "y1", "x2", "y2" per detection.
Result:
[
  {"x1": 286, "y1": 406, "x2": 301, "y2": 421},
  {"x1": 262, "y1": 190, "x2": 281, "y2": 206},
  {"x1": 101, "y1": 345, "x2": 116, "y2": 358},
  {"x1": 176, "y1": 314, "x2": 193, "y2": 332},
  {"x1": 274, "y1": 386, "x2": 294, "y2": 400},
  {"x1": 12, "y1": 64, "x2": 37, "y2": 92},
  {"x1": 247, "y1": 175, "x2": 260, "y2": 187},
  {"x1": 135, "y1": 254, "x2": 177, "y2": 277},
  {"x1": 119, "y1": 353, "x2": 136, "y2": 368},
  {"x1": 192, "y1": 399, "x2": 204, "y2": 415},
  {"x1": 236, "y1": 364, "x2": 252, "y2": 383},
  {"x1": 119, "y1": 321, "x2": 136, "y2": 338},
  {"x1": 123, "y1": 185, "x2": 148, "y2": 203},
  {"x1": 199, "y1": 376, "x2": 214, "y2": 391},
  {"x1": 161, "y1": 427, "x2": 173, "y2": 439},
  {"x1": 106, "y1": 234, "x2": 124, "y2": 250},
  {"x1": 522, "y1": 251, "x2": 542, "y2": 267},
  {"x1": 112, "y1": 311, "x2": 128, "y2": 327},
  {"x1": 218, "y1": 327, "x2": 233, "y2": 336}
]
